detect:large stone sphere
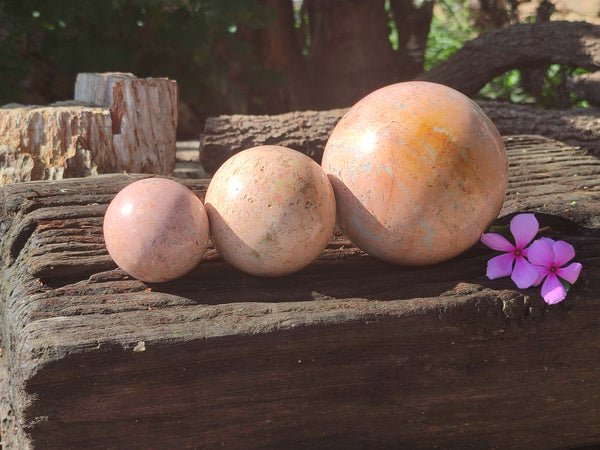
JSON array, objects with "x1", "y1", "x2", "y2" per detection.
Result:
[
  {"x1": 205, "y1": 145, "x2": 336, "y2": 277},
  {"x1": 321, "y1": 81, "x2": 508, "y2": 265},
  {"x1": 103, "y1": 178, "x2": 210, "y2": 282}
]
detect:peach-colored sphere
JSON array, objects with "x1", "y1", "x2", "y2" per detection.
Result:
[
  {"x1": 321, "y1": 81, "x2": 508, "y2": 265},
  {"x1": 205, "y1": 145, "x2": 336, "y2": 277},
  {"x1": 103, "y1": 178, "x2": 210, "y2": 282}
]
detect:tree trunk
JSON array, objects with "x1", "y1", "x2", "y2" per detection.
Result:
[
  {"x1": 199, "y1": 101, "x2": 600, "y2": 175},
  {"x1": 389, "y1": 0, "x2": 434, "y2": 78},
  {"x1": 469, "y1": 0, "x2": 519, "y2": 29},
  {"x1": 249, "y1": 0, "x2": 313, "y2": 112},
  {"x1": 567, "y1": 71, "x2": 600, "y2": 106},
  {"x1": 303, "y1": 0, "x2": 399, "y2": 109},
  {"x1": 518, "y1": 1, "x2": 568, "y2": 106},
  {"x1": 1, "y1": 136, "x2": 599, "y2": 449}
]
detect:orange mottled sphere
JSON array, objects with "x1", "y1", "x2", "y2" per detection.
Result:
[
  {"x1": 321, "y1": 81, "x2": 508, "y2": 265},
  {"x1": 205, "y1": 145, "x2": 336, "y2": 277}
]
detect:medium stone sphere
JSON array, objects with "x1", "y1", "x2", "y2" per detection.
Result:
[
  {"x1": 205, "y1": 145, "x2": 336, "y2": 277},
  {"x1": 321, "y1": 81, "x2": 508, "y2": 265},
  {"x1": 103, "y1": 177, "x2": 210, "y2": 282}
]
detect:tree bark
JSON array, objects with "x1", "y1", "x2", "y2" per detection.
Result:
[
  {"x1": 249, "y1": 0, "x2": 313, "y2": 112},
  {"x1": 0, "y1": 73, "x2": 178, "y2": 186},
  {"x1": 389, "y1": 0, "x2": 434, "y2": 77},
  {"x1": 480, "y1": 101, "x2": 600, "y2": 153},
  {"x1": 1, "y1": 136, "x2": 599, "y2": 449},
  {"x1": 469, "y1": 0, "x2": 519, "y2": 29},
  {"x1": 567, "y1": 71, "x2": 600, "y2": 106},
  {"x1": 73, "y1": 72, "x2": 136, "y2": 107},
  {"x1": 303, "y1": 0, "x2": 399, "y2": 109},
  {"x1": 200, "y1": 108, "x2": 346, "y2": 174},
  {"x1": 419, "y1": 21, "x2": 600, "y2": 97},
  {"x1": 199, "y1": 101, "x2": 600, "y2": 174},
  {"x1": 0, "y1": 103, "x2": 116, "y2": 184}
]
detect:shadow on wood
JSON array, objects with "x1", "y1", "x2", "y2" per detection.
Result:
[{"x1": 0, "y1": 136, "x2": 599, "y2": 449}]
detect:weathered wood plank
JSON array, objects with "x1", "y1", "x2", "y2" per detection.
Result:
[
  {"x1": 199, "y1": 103, "x2": 600, "y2": 175},
  {"x1": 200, "y1": 108, "x2": 346, "y2": 175},
  {"x1": 1, "y1": 136, "x2": 599, "y2": 449}
]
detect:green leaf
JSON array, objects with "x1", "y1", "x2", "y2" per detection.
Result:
[
  {"x1": 559, "y1": 278, "x2": 571, "y2": 293},
  {"x1": 487, "y1": 224, "x2": 513, "y2": 243}
]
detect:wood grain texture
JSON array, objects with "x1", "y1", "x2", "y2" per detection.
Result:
[
  {"x1": 419, "y1": 20, "x2": 600, "y2": 97},
  {"x1": 199, "y1": 102, "x2": 600, "y2": 175},
  {"x1": 0, "y1": 74, "x2": 177, "y2": 186},
  {"x1": 1, "y1": 136, "x2": 599, "y2": 449},
  {"x1": 73, "y1": 72, "x2": 136, "y2": 107},
  {"x1": 0, "y1": 104, "x2": 115, "y2": 184},
  {"x1": 200, "y1": 108, "x2": 346, "y2": 175}
]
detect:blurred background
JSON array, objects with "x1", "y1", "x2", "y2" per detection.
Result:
[{"x1": 0, "y1": 0, "x2": 597, "y2": 138}]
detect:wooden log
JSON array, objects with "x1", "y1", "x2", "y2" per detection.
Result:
[
  {"x1": 199, "y1": 21, "x2": 600, "y2": 175},
  {"x1": 418, "y1": 20, "x2": 600, "y2": 97},
  {"x1": 200, "y1": 108, "x2": 346, "y2": 174},
  {"x1": 0, "y1": 73, "x2": 178, "y2": 186},
  {"x1": 73, "y1": 72, "x2": 136, "y2": 107},
  {"x1": 0, "y1": 103, "x2": 115, "y2": 184},
  {"x1": 1, "y1": 136, "x2": 599, "y2": 449},
  {"x1": 0, "y1": 144, "x2": 36, "y2": 186},
  {"x1": 199, "y1": 102, "x2": 600, "y2": 174},
  {"x1": 567, "y1": 71, "x2": 600, "y2": 106},
  {"x1": 0, "y1": 356, "x2": 18, "y2": 449}
]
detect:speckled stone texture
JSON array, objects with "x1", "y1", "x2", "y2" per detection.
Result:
[
  {"x1": 322, "y1": 81, "x2": 508, "y2": 265},
  {"x1": 103, "y1": 177, "x2": 210, "y2": 282}
]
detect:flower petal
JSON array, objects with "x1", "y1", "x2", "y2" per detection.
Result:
[
  {"x1": 486, "y1": 253, "x2": 515, "y2": 279},
  {"x1": 510, "y1": 213, "x2": 539, "y2": 249},
  {"x1": 552, "y1": 240, "x2": 575, "y2": 267},
  {"x1": 557, "y1": 262, "x2": 582, "y2": 284},
  {"x1": 532, "y1": 267, "x2": 547, "y2": 287},
  {"x1": 541, "y1": 273, "x2": 567, "y2": 305},
  {"x1": 511, "y1": 256, "x2": 539, "y2": 289},
  {"x1": 527, "y1": 238, "x2": 554, "y2": 267},
  {"x1": 481, "y1": 233, "x2": 514, "y2": 252}
]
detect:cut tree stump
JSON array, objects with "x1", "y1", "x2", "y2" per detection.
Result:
[
  {"x1": 0, "y1": 73, "x2": 178, "y2": 186},
  {"x1": 199, "y1": 102, "x2": 600, "y2": 175},
  {"x1": 1, "y1": 136, "x2": 599, "y2": 449}
]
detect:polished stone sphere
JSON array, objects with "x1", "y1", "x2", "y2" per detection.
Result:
[
  {"x1": 321, "y1": 81, "x2": 508, "y2": 265},
  {"x1": 205, "y1": 145, "x2": 336, "y2": 277},
  {"x1": 103, "y1": 178, "x2": 210, "y2": 282}
]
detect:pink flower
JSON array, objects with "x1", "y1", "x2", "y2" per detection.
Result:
[
  {"x1": 527, "y1": 237, "x2": 583, "y2": 305},
  {"x1": 480, "y1": 213, "x2": 540, "y2": 288}
]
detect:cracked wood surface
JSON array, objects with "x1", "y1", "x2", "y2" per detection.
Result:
[
  {"x1": 0, "y1": 136, "x2": 599, "y2": 449},
  {"x1": 0, "y1": 74, "x2": 178, "y2": 186},
  {"x1": 199, "y1": 102, "x2": 600, "y2": 175}
]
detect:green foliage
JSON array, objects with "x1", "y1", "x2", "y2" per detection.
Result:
[
  {"x1": 0, "y1": 0, "x2": 274, "y2": 115},
  {"x1": 424, "y1": 0, "x2": 477, "y2": 71},
  {"x1": 478, "y1": 69, "x2": 536, "y2": 104},
  {"x1": 538, "y1": 65, "x2": 590, "y2": 108},
  {"x1": 422, "y1": 0, "x2": 591, "y2": 108},
  {"x1": 478, "y1": 65, "x2": 591, "y2": 108},
  {"x1": 1, "y1": 0, "x2": 592, "y2": 116}
]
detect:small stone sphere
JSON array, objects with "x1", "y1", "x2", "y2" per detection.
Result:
[
  {"x1": 205, "y1": 145, "x2": 336, "y2": 277},
  {"x1": 321, "y1": 81, "x2": 508, "y2": 265},
  {"x1": 103, "y1": 177, "x2": 210, "y2": 282}
]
